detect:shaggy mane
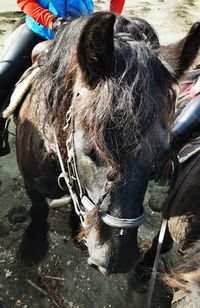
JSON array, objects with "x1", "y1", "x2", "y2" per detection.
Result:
[{"x1": 31, "y1": 14, "x2": 175, "y2": 181}]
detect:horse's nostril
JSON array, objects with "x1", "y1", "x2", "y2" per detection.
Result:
[
  {"x1": 90, "y1": 263, "x2": 99, "y2": 271},
  {"x1": 88, "y1": 257, "x2": 108, "y2": 276}
]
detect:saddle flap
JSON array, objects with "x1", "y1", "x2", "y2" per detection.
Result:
[
  {"x1": 3, "y1": 66, "x2": 40, "y2": 119},
  {"x1": 178, "y1": 136, "x2": 200, "y2": 163}
]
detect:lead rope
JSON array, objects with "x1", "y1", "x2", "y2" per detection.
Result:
[{"x1": 144, "y1": 218, "x2": 168, "y2": 308}]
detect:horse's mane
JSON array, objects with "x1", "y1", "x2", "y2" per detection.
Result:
[
  {"x1": 163, "y1": 240, "x2": 200, "y2": 294},
  {"x1": 36, "y1": 16, "x2": 89, "y2": 113},
  {"x1": 33, "y1": 14, "x2": 175, "y2": 181}
]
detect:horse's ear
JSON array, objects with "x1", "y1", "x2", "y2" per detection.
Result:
[
  {"x1": 162, "y1": 22, "x2": 200, "y2": 78},
  {"x1": 77, "y1": 12, "x2": 116, "y2": 88}
]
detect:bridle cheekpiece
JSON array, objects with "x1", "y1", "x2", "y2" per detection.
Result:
[{"x1": 54, "y1": 90, "x2": 146, "y2": 237}]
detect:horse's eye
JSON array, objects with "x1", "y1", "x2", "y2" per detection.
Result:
[
  {"x1": 88, "y1": 148, "x2": 98, "y2": 160},
  {"x1": 87, "y1": 148, "x2": 101, "y2": 165}
]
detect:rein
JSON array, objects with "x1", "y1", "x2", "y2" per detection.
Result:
[
  {"x1": 144, "y1": 218, "x2": 168, "y2": 308},
  {"x1": 54, "y1": 90, "x2": 146, "y2": 237}
]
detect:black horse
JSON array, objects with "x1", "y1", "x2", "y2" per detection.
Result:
[{"x1": 13, "y1": 12, "x2": 200, "y2": 275}]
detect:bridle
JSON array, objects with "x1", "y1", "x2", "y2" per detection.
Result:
[{"x1": 54, "y1": 90, "x2": 146, "y2": 236}]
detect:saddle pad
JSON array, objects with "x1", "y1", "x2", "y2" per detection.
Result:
[
  {"x1": 177, "y1": 69, "x2": 200, "y2": 110},
  {"x1": 178, "y1": 136, "x2": 200, "y2": 163},
  {"x1": 3, "y1": 66, "x2": 40, "y2": 119}
]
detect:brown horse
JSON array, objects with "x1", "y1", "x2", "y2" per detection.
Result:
[
  {"x1": 135, "y1": 74, "x2": 200, "y2": 293},
  {"x1": 159, "y1": 117, "x2": 200, "y2": 304},
  {"x1": 14, "y1": 12, "x2": 200, "y2": 275},
  {"x1": 136, "y1": 149, "x2": 200, "y2": 304}
]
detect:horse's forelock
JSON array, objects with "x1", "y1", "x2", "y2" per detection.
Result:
[{"x1": 76, "y1": 38, "x2": 173, "y2": 182}]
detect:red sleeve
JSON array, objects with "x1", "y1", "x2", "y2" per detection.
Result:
[
  {"x1": 17, "y1": 0, "x2": 56, "y2": 29},
  {"x1": 110, "y1": 0, "x2": 125, "y2": 15}
]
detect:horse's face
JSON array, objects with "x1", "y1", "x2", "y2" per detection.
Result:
[
  {"x1": 72, "y1": 94, "x2": 170, "y2": 274},
  {"x1": 66, "y1": 14, "x2": 200, "y2": 275},
  {"x1": 72, "y1": 130, "x2": 154, "y2": 274}
]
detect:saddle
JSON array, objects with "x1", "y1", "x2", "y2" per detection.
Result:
[
  {"x1": 31, "y1": 40, "x2": 53, "y2": 63},
  {"x1": 2, "y1": 65, "x2": 40, "y2": 119}
]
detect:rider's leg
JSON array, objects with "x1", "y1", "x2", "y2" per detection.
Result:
[
  {"x1": 171, "y1": 93, "x2": 200, "y2": 149},
  {"x1": 0, "y1": 24, "x2": 45, "y2": 156}
]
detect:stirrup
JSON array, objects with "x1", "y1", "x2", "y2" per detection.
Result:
[{"x1": 0, "y1": 119, "x2": 11, "y2": 157}]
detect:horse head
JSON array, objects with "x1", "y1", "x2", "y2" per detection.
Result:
[
  {"x1": 59, "y1": 14, "x2": 200, "y2": 275},
  {"x1": 16, "y1": 12, "x2": 200, "y2": 274}
]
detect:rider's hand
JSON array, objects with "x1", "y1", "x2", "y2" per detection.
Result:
[{"x1": 51, "y1": 16, "x2": 69, "y2": 31}]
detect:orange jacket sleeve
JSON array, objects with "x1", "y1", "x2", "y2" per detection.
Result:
[
  {"x1": 17, "y1": 0, "x2": 125, "y2": 29},
  {"x1": 110, "y1": 0, "x2": 125, "y2": 15},
  {"x1": 17, "y1": 0, "x2": 56, "y2": 29}
]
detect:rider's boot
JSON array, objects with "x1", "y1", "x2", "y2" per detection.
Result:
[
  {"x1": 0, "y1": 90, "x2": 11, "y2": 156},
  {"x1": 0, "y1": 117, "x2": 10, "y2": 156},
  {"x1": 170, "y1": 93, "x2": 200, "y2": 150}
]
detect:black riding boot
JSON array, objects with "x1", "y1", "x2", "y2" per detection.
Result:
[
  {"x1": 170, "y1": 93, "x2": 200, "y2": 149},
  {"x1": 0, "y1": 90, "x2": 11, "y2": 156},
  {"x1": 0, "y1": 117, "x2": 10, "y2": 156}
]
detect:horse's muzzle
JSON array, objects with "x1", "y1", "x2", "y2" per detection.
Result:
[{"x1": 87, "y1": 251, "x2": 142, "y2": 275}]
